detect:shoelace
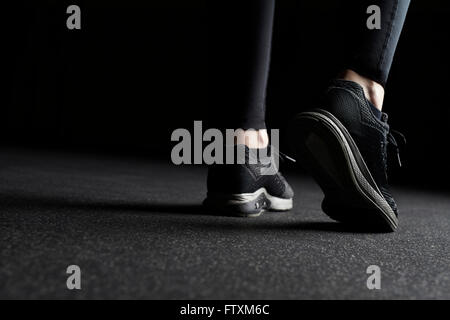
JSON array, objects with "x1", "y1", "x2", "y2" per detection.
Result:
[
  {"x1": 271, "y1": 147, "x2": 296, "y2": 164},
  {"x1": 250, "y1": 146, "x2": 296, "y2": 167},
  {"x1": 381, "y1": 113, "x2": 406, "y2": 170},
  {"x1": 388, "y1": 129, "x2": 406, "y2": 167}
]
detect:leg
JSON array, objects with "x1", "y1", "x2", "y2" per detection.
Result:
[
  {"x1": 205, "y1": 0, "x2": 293, "y2": 216},
  {"x1": 208, "y1": 0, "x2": 275, "y2": 148},
  {"x1": 340, "y1": 0, "x2": 410, "y2": 110}
]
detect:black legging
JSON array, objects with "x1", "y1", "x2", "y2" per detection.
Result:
[{"x1": 209, "y1": 0, "x2": 410, "y2": 130}]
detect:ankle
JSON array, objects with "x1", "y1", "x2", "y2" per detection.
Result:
[
  {"x1": 339, "y1": 69, "x2": 385, "y2": 110},
  {"x1": 234, "y1": 129, "x2": 269, "y2": 149},
  {"x1": 364, "y1": 82, "x2": 385, "y2": 111}
]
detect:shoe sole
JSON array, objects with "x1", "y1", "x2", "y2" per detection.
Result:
[
  {"x1": 203, "y1": 187, "x2": 293, "y2": 217},
  {"x1": 290, "y1": 110, "x2": 398, "y2": 232}
]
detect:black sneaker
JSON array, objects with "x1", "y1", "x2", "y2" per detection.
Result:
[
  {"x1": 203, "y1": 145, "x2": 294, "y2": 217},
  {"x1": 290, "y1": 80, "x2": 403, "y2": 231}
]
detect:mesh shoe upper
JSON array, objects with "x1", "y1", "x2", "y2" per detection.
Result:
[
  {"x1": 321, "y1": 79, "x2": 399, "y2": 215},
  {"x1": 206, "y1": 146, "x2": 294, "y2": 200}
]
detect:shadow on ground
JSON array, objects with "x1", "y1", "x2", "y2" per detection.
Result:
[{"x1": 1, "y1": 192, "x2": 392, "y2": 234}]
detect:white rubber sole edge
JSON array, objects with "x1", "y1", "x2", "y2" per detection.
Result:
[{"x1": 208, "y1": 187, "x2": 293, "y2": 211}]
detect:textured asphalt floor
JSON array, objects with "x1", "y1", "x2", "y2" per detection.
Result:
[{"x1": 0, "y1": 147, "x2": 449, "y2": 299}]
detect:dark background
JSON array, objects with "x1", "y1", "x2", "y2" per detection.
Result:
[{"x1": 3, "y1": 0, "x2": 450, "y2": 189}]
